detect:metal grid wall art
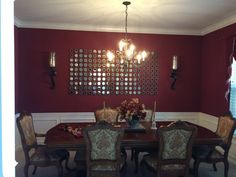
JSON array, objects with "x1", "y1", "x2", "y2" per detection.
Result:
[{"x1": 68, "y1": 49, "x2": 158, "y2": 95}]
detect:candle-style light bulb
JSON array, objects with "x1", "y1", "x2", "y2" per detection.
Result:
[
  {"x1": 141, "y1": 51, "x2": 147, "y2": 61},
  {"x1": 172, "y1": 56, "x2": 178, "y2": 70},
  {"x1": 136, "y1": 54, "x2": 142, "y2": 64},
  {"x1": 49, "y1": 52, "x2": 56, "y2": 67},
  {"x1": 119, "y1": 40, "x2": 126, "y2": 51}
]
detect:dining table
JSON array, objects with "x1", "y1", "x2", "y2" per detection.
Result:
[{"x1": 45, "y1": 121, "x2": 223, "y2": 173}]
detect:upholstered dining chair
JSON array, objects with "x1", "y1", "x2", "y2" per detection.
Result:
[
  {"x1": 74, "y1": 107, "x2": 124, "y2": 175},
  {"x1": 17, "y1": 112, "x2": 70, "y2": 177},
  {"x1": 82, "y1": 120, "x2": 127, "y2": 177},
  {"x1": 192, "y1": 112, "x2": 236, "y2": 177},
  {"x1": 140, "y1": 120, "x2": 197, "y2": 177},
  {"x1": 94, "y1": 107, "x2": 119, "y2": 124}
]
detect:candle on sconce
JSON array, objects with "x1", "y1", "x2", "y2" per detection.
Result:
[
  {"x1": 49, "y1": 52, "x2": 56, "y2": 67},
  {"x1": 172, "y1": 55, "x2": 178, "y2": 70}
]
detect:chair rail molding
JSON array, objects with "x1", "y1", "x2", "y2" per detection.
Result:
[{"x1": 15, "y1": 112, "x2": 236, "y2": 164}]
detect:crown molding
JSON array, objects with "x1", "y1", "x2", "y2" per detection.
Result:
[
  {"x1": 14, "y1": 15, "x2": 236, "y2": 36},
  {"x1": 201, "y1": 14, "x2": 236, "y2": 35},
  {"x1": 14, "y1": 17, "x2": 22, "y2": 27}
]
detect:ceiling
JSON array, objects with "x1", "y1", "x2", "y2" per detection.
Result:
[{"x1": 14, "y1": 0, "x2": 236, "y2": 36}]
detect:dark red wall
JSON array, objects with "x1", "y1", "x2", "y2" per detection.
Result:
[
  {"x1": 200, "y1": 23, "x2": 236, "y2": 116},
  {"x1": 15, "y1": 28, "x2": 202, "y2": 113}
]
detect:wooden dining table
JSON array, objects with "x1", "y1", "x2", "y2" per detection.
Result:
[
  {"x1": 45, "y1": 121, "x2": 222, "y2": 149},
  {"x1": 45, "y1": 121, "x2": 223, "y2": 173}
]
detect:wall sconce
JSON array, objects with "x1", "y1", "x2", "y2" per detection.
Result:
[
  {"x1": 49, "y1": 52, "x2": 56, "y2": 89},
  {"x1": 170, "y1": 55, "x2": 178, "y2": 90}
]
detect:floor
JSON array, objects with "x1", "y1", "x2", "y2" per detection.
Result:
[{"x1": 15, "y1": 149, "x2": 236, "y2": 177}]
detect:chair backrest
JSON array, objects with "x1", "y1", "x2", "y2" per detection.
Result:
[
  {"x1": 157, "y1": 120, "x2": 197, "y2": 175},
  {"x1": 94, "y1": 107, "x2": 119, "y2": 124},
  {"x1": 83, "y1": 121, "x2": 124, "y2": 175},
  {"x1": 141, "y1": 109, "x2": 153, "y2": 122},
  {"x1": 215, "y1": 112, "x2": 236, "y2": 151},
  {"x1": 17, "y1": 112, "x2": 37, "y2": 159}
]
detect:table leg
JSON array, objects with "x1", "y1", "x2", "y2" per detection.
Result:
[{"x1": 134, "y1": 150, "x2": 140, "y2": 173}]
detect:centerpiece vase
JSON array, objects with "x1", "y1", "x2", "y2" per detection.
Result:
[{"x1": 127, "y1": 115, "x2": 140, "y2": 128}]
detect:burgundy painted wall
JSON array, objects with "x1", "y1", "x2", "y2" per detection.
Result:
[
  {"x1": 15, "y1": 28, "x2": 202, "y2": 113},
  {"x1": 200, "y1": 23, "x2": 236, "y2": 116}
]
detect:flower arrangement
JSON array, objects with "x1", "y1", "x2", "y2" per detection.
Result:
[{"x1": 117, "y1": 98, "x2": 146, "y2": 123}]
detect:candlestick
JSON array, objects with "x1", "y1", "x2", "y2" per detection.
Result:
[
  {"x1": 151, "y1": 101, "x2": 157, "y2": 129},
  {"x1": 153, "y1": 101, "x2": 156, "y2": 120}
]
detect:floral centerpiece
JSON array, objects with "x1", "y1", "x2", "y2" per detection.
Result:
[{"x1": 117, "y1": 98, "x2": 146, "y2": 127}]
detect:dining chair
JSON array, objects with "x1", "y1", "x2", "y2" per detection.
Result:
[
  {"x1": 192, "y1": 111, "x2": 236, "y2": 177},
  {"x1": 140, "y1": 120, "x2": 197, "y2": 177},
  {"x1": 74, "y1": 107, "x2": 124, "y2": 175},
  {"x1": 82, "y1": 120, "x2": 127, "y2": 177},
  {"x1": 94, "y1": 107, "x2": 119, "y2": 124},
  {"x1": 95, "y1": 106, "x2": 127, "y2": 158},
  {"x1": 17, "y1": 111, "x2": 70, "y2": 177}
]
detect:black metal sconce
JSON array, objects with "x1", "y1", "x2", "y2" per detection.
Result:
[
  {"x1": 170, "y1": 55, "x2": 178, "y2": 90},
  {"x1": 49, "y1": 52, "x2": 56, "y2": 89}
]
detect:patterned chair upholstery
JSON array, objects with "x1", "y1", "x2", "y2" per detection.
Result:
[
  {"x1": 192, "y1": 112, "x2": 236, "y2": 177},
  {"x1": 83, "y1": 121, "x2": 126, "y2": 177},
  {"x1": 94, "y1": 107, "x2": 119, "y2": 124},
  {"x1": 17, "y1": 112, "x2": 70, "y2": 177},
  {"x1": 140, "y1": 120, "x2": 197, "y2": 177}
]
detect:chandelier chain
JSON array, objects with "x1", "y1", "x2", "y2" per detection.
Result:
[{"x1": 125, "y1": 4, "x2": 128, "y2": 39}]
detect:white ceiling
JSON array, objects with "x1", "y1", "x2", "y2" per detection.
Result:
[{"x1": 14, "y1": 0, "x2": 236, "y2": 35}]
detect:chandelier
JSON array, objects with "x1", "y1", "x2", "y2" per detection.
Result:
[{"x1": 107, "y1": 1, "x2": 147, "y2": 68}]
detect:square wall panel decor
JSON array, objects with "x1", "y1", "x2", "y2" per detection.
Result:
[{"x1": 68, "y1": 49, "x2": 158, "y2": 95}]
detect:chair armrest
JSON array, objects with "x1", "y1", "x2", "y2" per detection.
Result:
[{"x1": 35, "y1": 133, "x2": 46, "y2": 137}]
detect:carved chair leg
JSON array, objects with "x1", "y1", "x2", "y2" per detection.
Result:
[
  {"x1": 140, "y1": 160, "x2": 146, "y2": 177},
  {"x1": 224, "y1": 160, "x2": 229, "y2": 177},
  {"x1": 121, "y1": 148, "x2": 127, "y2": 160},
  {"x1": 193, "y1": 160, "x2": 200, "y2": 177},
  {"x1": 131, "y1": 148, "x2": 134, "y2": 160},
  {"x1": 24, "y1": 164, "x2": 29, "y2": 177},
  {"x1": 32, "y1": 165, "x2": 37, "y2": 174},
  {"x1": 57, "y1": 163, "x2": 64, "y2": 177},
  {"x1": 134, "y1": 150, "x2": 140, "y2": 173},
  {"x1": 120, "y1": 161, "x2": 127, "y2": 177},
  {"x1": 212, "y1": 163, "x2": 217, "y2": 171},
  {"x1": 64, "y1": 152, "x2": 71, "y2": 171}
]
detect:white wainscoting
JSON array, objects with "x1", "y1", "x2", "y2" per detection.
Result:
[{"x1": 15, "y1": 112, "x2": 236, "y2": 164}]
